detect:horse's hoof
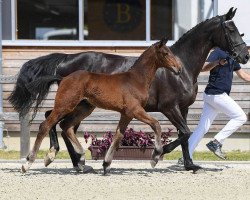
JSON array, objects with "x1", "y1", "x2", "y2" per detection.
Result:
[
  {"x1": 185, "y1": 164, "x2": 202, "y2": 173},
  {"x1": 44, "y1": 149, "x2": 57, "y2": 167},
  {"x1": 150, "y1": 160, "x2": 158, "y2": 168},
  {"x1": 103, "y1": 161, "x2": 111, "y2": 175},
  {"x1": 192, "y1": 168, "x2": 205, "y2": 174}
]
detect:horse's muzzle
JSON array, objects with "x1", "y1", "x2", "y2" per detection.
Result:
[{"x1": 236, "y1": 54, "x2": 249, "y2": 64}]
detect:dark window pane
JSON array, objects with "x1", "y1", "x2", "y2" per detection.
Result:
[
  {"x1": 17, "y1": 0, "x2": 78, "y2": 40},
  {"x1": 85, "y1": 0, "x2": 146, "y2": 40},
  {"x1": 2, "y1": 0, "x2": 12, "y2": 40},
  {"x1": 151, "y1": 0, "x2": 173, "y2": 40}
]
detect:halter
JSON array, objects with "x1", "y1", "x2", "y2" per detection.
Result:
[{"x1": 221, "y1": 20, "x2": 246, "y2": 59}]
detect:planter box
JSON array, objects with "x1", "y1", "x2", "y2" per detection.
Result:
[{"x1": 91, "y1": 146, "x2": 163, "y2": 160}]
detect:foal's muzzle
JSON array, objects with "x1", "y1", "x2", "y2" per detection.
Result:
[{"x1": 172, "y1": 67, "x2": 181, "y2": 75}]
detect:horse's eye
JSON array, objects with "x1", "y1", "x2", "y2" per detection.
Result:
[{"x1": 228, "y1": 26, "x2": 235, "y2": 32}]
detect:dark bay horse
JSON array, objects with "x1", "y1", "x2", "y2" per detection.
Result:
[
  {"x1": 21, "y1": 38, "x2": 181, "y2": 173},
  {"x1": 9, "y1": 8, "x2": 249, "y2": 172}
]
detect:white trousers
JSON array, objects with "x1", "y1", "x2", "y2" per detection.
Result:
[{"x1": 188, "y1": 92, "x2": 247, "y2": 159}]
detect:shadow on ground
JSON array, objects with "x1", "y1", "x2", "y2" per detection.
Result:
[{"x1": 0, "y1": 163, "x2": 224, "y2": 176}]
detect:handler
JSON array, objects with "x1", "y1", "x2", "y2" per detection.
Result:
[{"x1": 185, "y1": 47, "x2": 250, "y2": 161}]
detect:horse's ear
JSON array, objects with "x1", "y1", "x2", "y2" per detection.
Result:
[
  {"x1": 158, "y1": 37, "x2": 169, "y2": 48},
  {"x1": 226, "y1": 7, "x2": 237, "y2": 20}
]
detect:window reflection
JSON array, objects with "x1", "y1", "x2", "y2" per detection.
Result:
[
  {"x1": 151, "y1": 0, "x2": 173, "y2": 40},
  {"x1": 84, "y1": 0, "x2": 146, "y2": 40},
  {"x1": 17, "y1": 0, "x2": 78, "y2": 40}
]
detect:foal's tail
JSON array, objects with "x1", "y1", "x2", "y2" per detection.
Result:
[{"x1": 8, "y1": 53, "x2": 67, "y2": 120}]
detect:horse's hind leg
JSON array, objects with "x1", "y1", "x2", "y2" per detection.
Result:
[
  {"x1": 59, "y1": 101, "x2": 95, "y2": 171},
  {"x1": 133, "y1": 107, "x2": 163, "y2": 168},
  {"x1": 44, "y1": 110, "x2": 60, "y2": 167},
  {"x1": 103, "y1": 114, "x2": 132, "y2": 175}
]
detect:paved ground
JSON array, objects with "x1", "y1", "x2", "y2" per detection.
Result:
[{"x1": 0, "y1": 160, "x2": 249, "y2": 200}]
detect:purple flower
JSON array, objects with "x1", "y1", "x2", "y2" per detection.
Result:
[{"x1": 87, "y1": 128, "x2": 173, "y2": 157}]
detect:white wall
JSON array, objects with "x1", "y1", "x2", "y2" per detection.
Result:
[
  {"x1": 174, "y1": 0, "x2": 214, "y2": 40},
  {"x1": 218, "y1": 0, "x2": 250, "y2": 43}
]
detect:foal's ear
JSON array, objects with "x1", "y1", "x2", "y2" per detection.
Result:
[
  {"x1": 226, "y1": 7, "x2": 237, "y2": 20},
  {"x1": 158, "y1": 37, "x2": 169, "y2": 48}
]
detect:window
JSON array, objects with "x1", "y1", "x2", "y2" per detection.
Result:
[
  {"x1": 151, "y1": 0, "x2": 173, "y2": 40},
  {"x1": 1, "y1": 0, "x2": 222, "y2": 46},
  {"x1": 17, "y1": 0, "x2": 78, "y2": 40},
  {"x1": 2, "y1": 0, "x2": 12, "y2": 40}
]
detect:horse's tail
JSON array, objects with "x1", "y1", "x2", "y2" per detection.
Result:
[{"x1": 8, "y1": 53, "x2": 67, "y2": 119}]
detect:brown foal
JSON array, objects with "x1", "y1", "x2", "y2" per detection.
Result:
[{"x1": 21, "y1": 38, "x2": 181, "y2": 173}]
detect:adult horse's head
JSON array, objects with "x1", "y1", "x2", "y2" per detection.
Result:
[
  {"x1": 154, "y1": 37, "x2": 182, "y2": 75},
  {"x1": 212, "y1": 7, "x2": 249, "y2": 64}
]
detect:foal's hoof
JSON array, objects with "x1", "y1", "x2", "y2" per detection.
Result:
[
  {"x1": 21, "y1": 163, "x2": 30, "y2": 173},
  {"x1": 21, "y1": 165, "x2": 27, "y2": 173},
  {"x1": 150, "y1": 148, "x2": 162, "y2": 168},
  {"x1": 150, "y1": 160, "x2": 158, "y2": 168},
  {"x1": 77, "y1": 160, "x2": 86, "y2": 171},
  {"x1": 44, "y1": 149, "x2": 57, "y2": 167},
  {"x1": 103, "y1": 161, "x2": 111, "y2": 175}
]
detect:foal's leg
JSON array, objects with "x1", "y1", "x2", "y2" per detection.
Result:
[
  {"x1": 22, "y1": 93, "x2": 83, "y2": 173},
  {"x1": 21, "y1": 110, "x2": 66, "y2": 173},
  {"x1": 103, "y1": 115, "x2": 132, "y2": 175},
  {"x1": 59, "y1": 101, "x2": 95, "y2": 171},
  {"x1": 133, "y1": 107, "x2": 163, "y2": 168},
  {"x1": 44, "y1": 100, "x2": 95, "y2": 168}
]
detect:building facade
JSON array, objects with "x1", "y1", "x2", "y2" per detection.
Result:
[{"x1": 0, "y1": 0, "x2": 249, "y2": 151}]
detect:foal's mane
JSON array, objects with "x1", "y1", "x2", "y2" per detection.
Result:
[{"x1": 129, "y1": 43, "x2": 157, "y2": 70}]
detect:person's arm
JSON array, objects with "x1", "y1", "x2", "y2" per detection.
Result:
[
  {"x1": 201, "y1": 59, "x2": 227, "y2": 72},
  {"x1": 236, "y1": 69, "x2": 250, "y2": 82}
]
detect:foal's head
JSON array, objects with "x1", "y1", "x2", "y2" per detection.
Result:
[{"x1": 153, "y1": 38, "x2": 181, "y2": 75}]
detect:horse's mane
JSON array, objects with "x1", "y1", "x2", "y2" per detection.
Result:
[{"x1": 173, "y1": 15, "x2": 222, "y2": 47}]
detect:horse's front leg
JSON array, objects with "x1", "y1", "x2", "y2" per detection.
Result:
[
  {"x1": 44, "y1": 110, "x2": 60, "y2": 167},
  {"x1": 160, "y1": 106, "x2": 202, "y2": 172},
  {"x1": 103, "y1": 115, "x2": 132, "y2": 175}
]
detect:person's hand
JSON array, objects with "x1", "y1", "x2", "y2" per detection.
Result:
[{"x1": 219, "y1": 59, "x2": 227, "y2": 66}]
